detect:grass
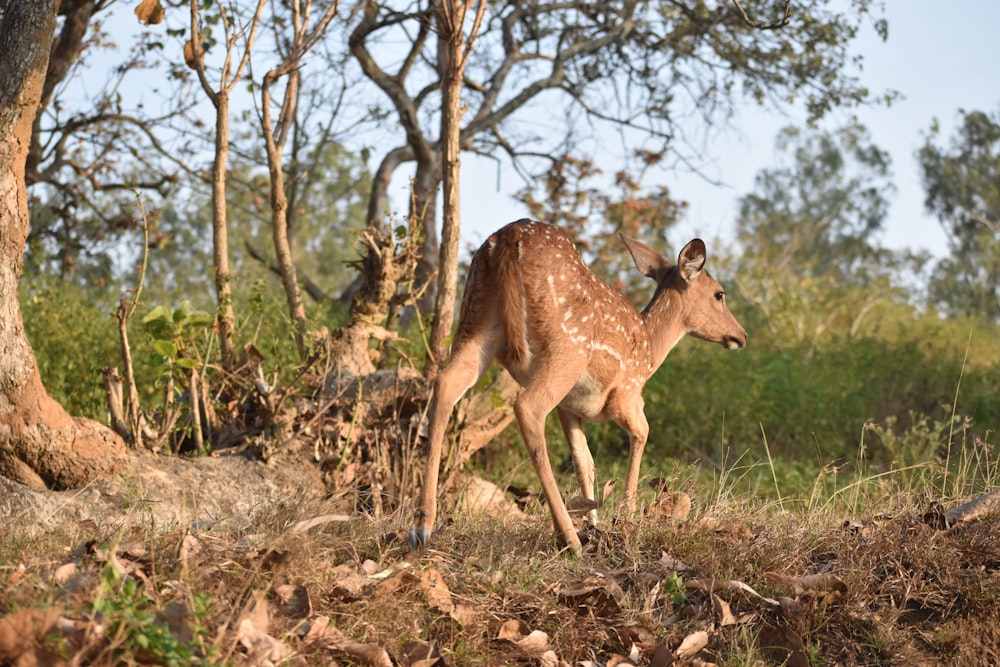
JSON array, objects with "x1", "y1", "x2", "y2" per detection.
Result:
[{"x1": 2, "y1": 434, "x2": 998, "y2": 666}]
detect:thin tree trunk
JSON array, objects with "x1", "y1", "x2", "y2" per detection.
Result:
[
  {"x1": 190, "y1": 0, "x2": 266, "y2": 370},
  {"x1": 262, "y1": 70, "x2": 308, "y2": 358},
  {"x1": 211, "y1": 93, "x2": 237, "y2": 368},
  {"x1": 428, "y1": 0, "x2": 485, "y2": 374}
]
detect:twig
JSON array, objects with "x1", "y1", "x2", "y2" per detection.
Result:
[
  {"x1": 732, "y1": 0, "x2": 792, "y2": 30},
  {"x1": 190, "y1": 366, "x2": 205, "y2": 455}
]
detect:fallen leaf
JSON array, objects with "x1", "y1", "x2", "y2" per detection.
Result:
[
  {"x1": 236, "y1": 617, "x2": 290, "y2": 664},
  {"x1": 516, "y1": 629, "x2": 551, "y2": 655},
  {"x1": 0, "y1": 607, "x2": 64, "y2": 661},
  {"x1": 246, "y1": 590, "x2": 270, "y2": 635},
  {"x1": 674, "y1": 630, "x2": 708, "y2": 658},
  {"x1": 616, "y1": 624, "x2": 656, "y2": 645},
  {"x1": 272, "y1": 583, "x2": 311, "y2": 619},
  {"x1": 602, "y1": 478, "x2": 618, "y2": 504},
  {"x1": 537, "y1": 649, "x2": 561, "y2": 666},
  {"x1": 659, "y1": 551, "x2": 692, "y2": 573},
  {"x1": 53, "y1": 562, "x2": 77, "y2": 584},
  {"x1": 399, "y1": 639, "x2": 443, "y2": 667},
  {"x1": 450, "y1": 602, "x2": 478, "y2": 626},
  {"x1": 458, "y1": 476, "x2": 526, "y2": 518},
  {"x1": 305, "y1": 616, "x2": 393, "y2": 667},
  {"x1": 647, "y1": 491, "x2": 691, "y2": 521},
  {"x1": 649, "y1": 641, "x2": 674, "y2": 667},
  {"x1": 419, "y1": 568, "x2": 454, "y2": 615},
  {"x1": 758, "y1": 624, "x2": 809, "y2": 667},
  {"x1": 331, "y1": 569, "x2": 369, "y2": 601},
  {"x1": 178, "y1": 532, "x2": 202, "y2": 568},
  {"x1": 496, "y1": 618, "x2": 529, "y2": 641},
  {"x1": 712, "y1": 594, "x2": 738, "y2": 626}
]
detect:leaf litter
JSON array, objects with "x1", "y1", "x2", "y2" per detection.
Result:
[{"x1": 1, "y1": 478, "x2": 999, "y2": 665}]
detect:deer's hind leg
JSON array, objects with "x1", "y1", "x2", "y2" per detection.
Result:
[
  {"x1": 557, "y1": 408, "x2": 598, "y2": 527},
  {"x1": 410, "y1": 312, "x2": 502, "y2": 551},
  {"x1": 514, "y1": 369, "x2": 586, "y2": 553}
]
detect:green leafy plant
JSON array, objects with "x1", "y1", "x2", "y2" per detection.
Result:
[
  {"x1": 142, "y1": 300, "x2": 214, "y2": 372},
  {"x1": 90, "y1": 565, "x2": 215, "y2": 666}
]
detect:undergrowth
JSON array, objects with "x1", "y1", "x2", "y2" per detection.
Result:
[{"x1": 2, "y1": 427, "x2": 997, "y2": 665}]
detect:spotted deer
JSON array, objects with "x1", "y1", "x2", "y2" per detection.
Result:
[{"x1": 409, "y1": 219, "x2": 747, "y2": 553}]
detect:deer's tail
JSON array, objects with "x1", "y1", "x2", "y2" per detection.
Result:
[{"x1": 489, "y1": 228, "x2": 529, "y2": 366}]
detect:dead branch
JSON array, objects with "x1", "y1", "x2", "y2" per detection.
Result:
[
  {"x1": 732, "y1": 0, "x2": 792, "y2": 30},
  {"x1": 945, "y1": 489, "x2": 1000, "y2": 527}
]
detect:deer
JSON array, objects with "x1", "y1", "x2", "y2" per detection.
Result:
[{"x1": 409, "y1": 219, "x2": 747, "y2": 554}]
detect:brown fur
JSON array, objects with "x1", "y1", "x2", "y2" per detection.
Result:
[{"x1": 410, "y1": 220, "x2": 746, "y2": 553}]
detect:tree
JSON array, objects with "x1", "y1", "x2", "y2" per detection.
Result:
[
  {"x1": 515, "y1": 152, "x2": 688, "y2": 301},
  {"x1": 255, "y1": 0, "x2": 340, "y2": 358},
  {"x1": 918, "y1": 108, "x2": 1000, "y2": 320},
  {"x1": 737, "y1": 122, "x2": 895, "y2": 282},
  {"x1": 187, "y1": 0, "x2": 267, "y2": 369},
  {"x1": 346, "y1": 0, "x2": 889, "y2": 359},
  {"x1": 428, "y1": 0, "x2": 486, "y2": 372},
  {"x1": 25, "y1": 0, "x2": 193, "y2": 287},
  {"x1": 734, "y1": 122, "x2": 908, "y2": 351},
  {"x1": 0, "y1": 0, "x2": 125, "y2": 488}
]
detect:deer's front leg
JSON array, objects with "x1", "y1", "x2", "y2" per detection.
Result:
[
  {"x1": 515, "y1": 391, "x2": 582, "y2": 554},
  {"x1": 618, "y1": 403, "x2": 650, "y2": 518},
  {"x1": 409, "y1": 343, "x2": 487, "y2": 552}
]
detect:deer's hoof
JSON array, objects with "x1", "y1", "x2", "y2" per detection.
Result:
[{"x1": 408, "y1": 524, "x2": 431, "y2": 553}]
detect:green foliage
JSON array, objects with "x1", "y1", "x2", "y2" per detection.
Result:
[
  {"x1": 633, "y1": 314, "x2": 998, "y2": 467},
  {"x1": 90, "y1": 565, "x2": 216, "y2": 666},
  {"x1": 918, "y1": 107, "x2": 1000, "y2": 319},
  {"x1": 142, "y1": 301, "x2": 214, "y2": 367},
  {"x1": 19, "y1": 280, "x2": 122, "y2": 420},
  {"x1": 736, "y1": 122, "x2": 902, "y2": 284}
]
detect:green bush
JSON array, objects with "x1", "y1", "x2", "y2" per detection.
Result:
[{"x1": 20, "y1": 280, "x2": 123, "y2": 420}]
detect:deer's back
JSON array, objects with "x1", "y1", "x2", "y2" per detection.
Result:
[{"x1": 460, "y1": 220, "x2": 650, "y2": 417}]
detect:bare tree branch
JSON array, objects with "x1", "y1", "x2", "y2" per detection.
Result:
[{"x1": 731, "y1": 0, "x2": 792, "y2": 30}]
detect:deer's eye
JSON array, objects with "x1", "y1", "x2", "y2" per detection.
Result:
[{"x1": 714, "y1": 291, "x2": 725, "y2": 302}]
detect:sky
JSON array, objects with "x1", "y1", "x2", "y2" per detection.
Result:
[{"x1": 456, "y1": 1, "x2": 1000, "y2": 259}]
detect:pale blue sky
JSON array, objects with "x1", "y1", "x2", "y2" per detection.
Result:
[{"x1": 459, "y1": 1, "x2": 1000, "y2": 260}]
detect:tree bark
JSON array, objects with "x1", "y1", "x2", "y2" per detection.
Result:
[
  {"x1": 0, "y1": 0, "x2": 126, "y2": 489},
  {"x1": 428, "y1": 0, "x2": 484, "y2": 373},
  {"x1": 210, "y1": 91, "x2": 238, "y2": 369},
  {"x1": 262, "y1": 69, "x2": 308, "y2": 358},
  {"x1": 189, "y1": 0, "x2": 267, "y2": 370}
]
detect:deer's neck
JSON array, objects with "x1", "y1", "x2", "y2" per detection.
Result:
[{"x1": 639, "y1": 286, "x2": 687, "y2": 370}]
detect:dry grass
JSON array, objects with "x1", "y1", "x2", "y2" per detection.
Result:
[{"x1": 2, "y1": 461, "x2": 999, "y2": 666}]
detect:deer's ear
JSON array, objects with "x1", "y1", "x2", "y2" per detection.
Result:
[
  {"x1": 678, "y1": 239, "x2": 706, "y2": 283},
  {"x1": 619, "y1": 233, "x2": 671, "y2": 281}
]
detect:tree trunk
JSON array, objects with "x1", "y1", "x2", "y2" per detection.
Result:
[
  {"x1": 412, "y1": 154, "x2": 441, "y2": 317},
  {"x1": 428, "y1": 0, "x2": 484, "y2": 374},
  {"x1": 212, "y1": 93, "x2": 237, "y2": 369},
  {"x1": 0, "y1": 0, "x2": 126, "y2": 490},
  {"x1": 427, "y1": 3, "x2": 466, "y2": 372},
  {"x1": 261, "y1": 70, "x2": 308, "y2": 358}
]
